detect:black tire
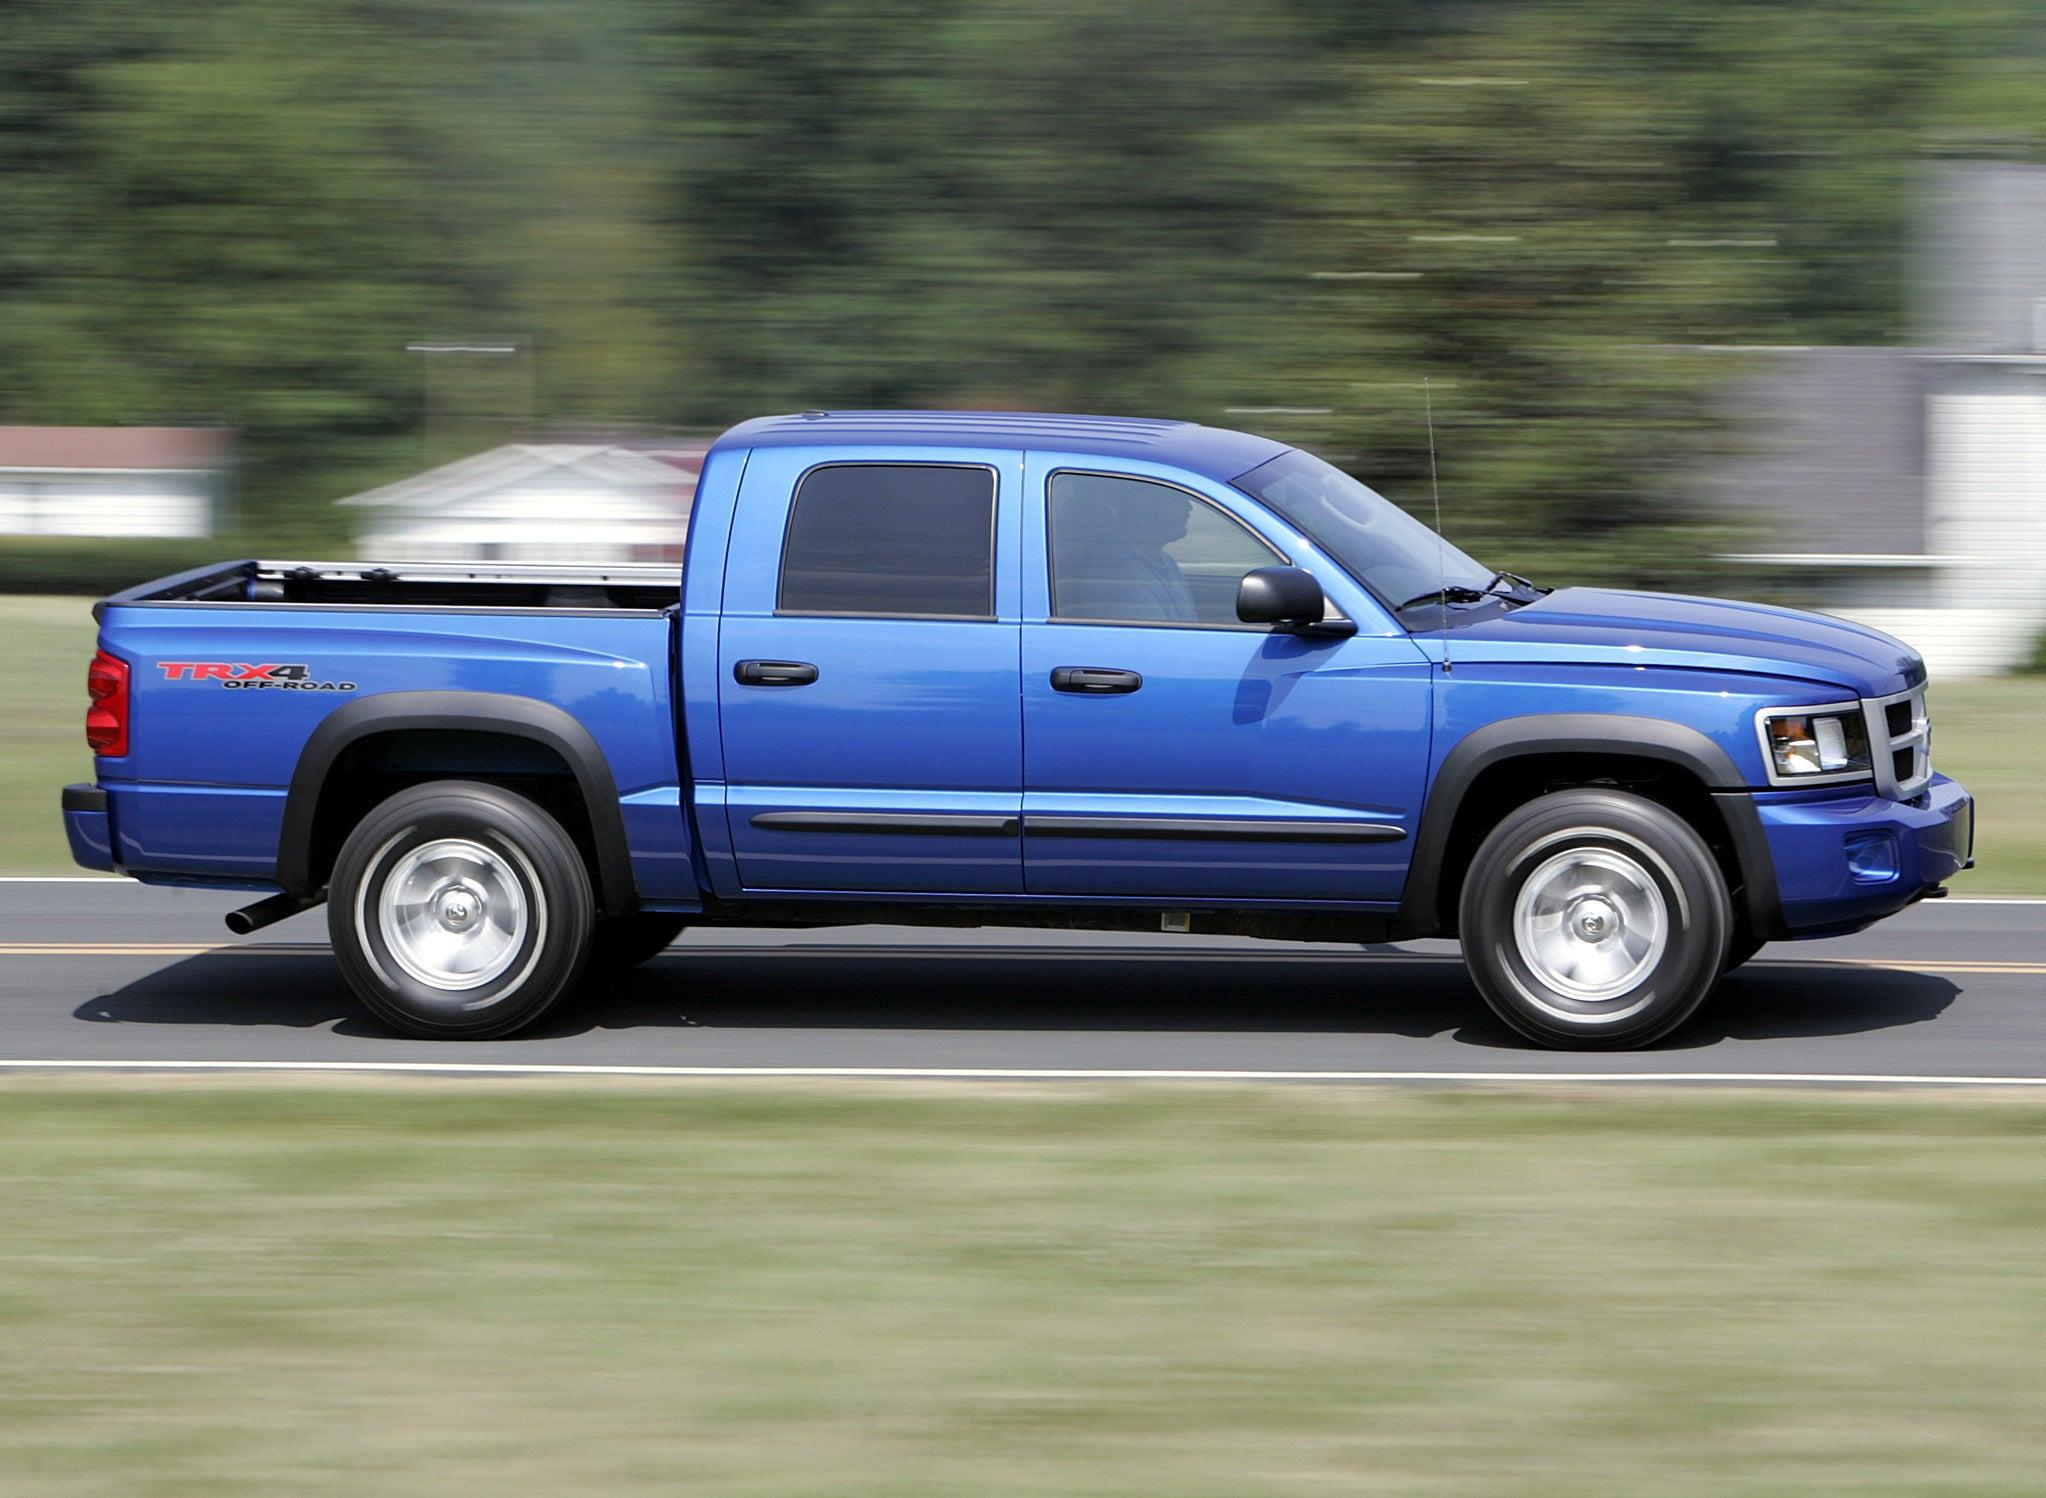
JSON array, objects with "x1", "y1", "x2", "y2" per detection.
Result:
[
  {"x1": 585, "y1": 913, "x2": 688, "y2": 975},
  {"x1": 1722, "y1": 929, "x2": 1767, "y2": 973},
  {"x1": 1458, "y1": 789, "x2": 1731, "y2": 1050},
  {"x1": 328, "y1": 780, "x2": 595, "y2": 1039}
]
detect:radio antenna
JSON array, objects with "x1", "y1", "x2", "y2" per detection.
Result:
[{"x1": 1424, "y1": 377, "x2": 1450, "y2": 674}]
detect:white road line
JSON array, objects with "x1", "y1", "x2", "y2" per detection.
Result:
[{"x1": 1, "y1": 1058, "x2": 2045, "y2": 1085}]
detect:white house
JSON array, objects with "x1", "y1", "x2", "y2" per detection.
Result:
[
  {"x1": 1706, "y1": 162, "x2": 2046, "y2": 678},
  {"x1": 337, "y1": 441, "x2": 709, "y2": 564},
  {"x1": 0, "y1": 427, "x2": 226, "y2": 538}
]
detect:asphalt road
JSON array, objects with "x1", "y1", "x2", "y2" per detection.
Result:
[{"x1": 1, "y1": 878, "x2": 2042, "y2": 1082}]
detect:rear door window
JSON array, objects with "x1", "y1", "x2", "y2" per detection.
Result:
[{"x1": 778, "y1": 463, "x2": 996, "y2": 619}]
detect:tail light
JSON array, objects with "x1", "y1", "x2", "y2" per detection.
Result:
[{"x1": 85, "y1": 649, "x2": 130, "y2": 757}]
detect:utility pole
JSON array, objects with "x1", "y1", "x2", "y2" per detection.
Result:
[{"x1": 405, "y1": 339, "x2": 534, "y2": 464}]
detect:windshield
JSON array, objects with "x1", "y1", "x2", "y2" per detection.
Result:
[{"x1": 1233, "y1": 448, "x2": 1492, "y2": 614}]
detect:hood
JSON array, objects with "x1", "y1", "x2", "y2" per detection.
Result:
[{"x1": 1443, "y1": 587, "x2": 1925, "y2": 697}]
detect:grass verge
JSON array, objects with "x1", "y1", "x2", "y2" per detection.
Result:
[
  {"x1": 4, "y1": 1082, "x2": 2046, "y2": 1495},
  {"x1": 0, "y1": 593, "x2": 2041, "y2": 889},
  {"x1": 0, "y1": 595, "x2": 93, "y2": 871},
  {"x1": 1930, "y1": 675, "x2": 2046, "y2": 893}
]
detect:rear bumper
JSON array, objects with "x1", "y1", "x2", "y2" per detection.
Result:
[
  {"x1": 1754, "y1": 773, "x2": 1973, "y2": 937},
  {"x1": 61, "y1": 783, "x2": 115, "y2": 872}
]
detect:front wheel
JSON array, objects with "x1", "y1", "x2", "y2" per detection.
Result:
[
  {"x1": 329, "y1": 780, "x2": 595, "y2": 1039},
  {"x1": 1722, "y1": 929, "x2": 1767, "y2": 973},
  {"x1": 1458, "y1": 789, "x2": 1731, "y2": 1050}
]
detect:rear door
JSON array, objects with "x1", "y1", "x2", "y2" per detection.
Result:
[
  {"x1": 1020, "y1": 455, "x2": 1431, "y2": 903},
  {"x1": 716, "y1": 446, "x2": 1023, "y2": 893}
]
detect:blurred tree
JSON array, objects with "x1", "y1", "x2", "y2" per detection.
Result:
[
  {"x1": 0, "y1": 1, "x2": 178, "y2": 429},
  {"x1": 0, "y1": 0, "x2": 677, "y2": 541},
  {"x1": 1213, "y1": 0, "x2": 2046, "y2": 585},
  {"x1": 648, "y1": 0, "x2": 1319, "y2": 420},
  {"x1": 1250, "y1": 16, "x2": 1773, "y2": 586},
  {"x1": 0, "y1": 0, "x2": 2040, "y2": 573},
  {"x1": 1587, "y1": 0, "x2": 2046, "y2": 345}
]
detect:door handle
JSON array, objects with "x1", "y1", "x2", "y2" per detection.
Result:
[
  {"x1": 734, "y1": 659, "x2": 819, "y2": 687},
  {"x1": 1050, "y1": 666, "x2": 1142, "y2": 695}
]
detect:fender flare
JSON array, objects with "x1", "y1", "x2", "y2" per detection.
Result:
[
  {"x1": 276, "y1": 690, "x2": 637, "y2": 915},
  {"x1": 1396, "y1": 713, "x2": 1781, "y2": 939}
]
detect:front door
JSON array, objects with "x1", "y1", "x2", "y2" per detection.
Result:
[
  {"x1": 1020, "y1": 459, "x2": 1430, "y2": 903},
  {"x1": 718, "y1": 450, "x2": 1023, "y2": 893}
]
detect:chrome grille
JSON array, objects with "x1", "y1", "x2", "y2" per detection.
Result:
[{"x1": 1866, "y1": 685, "x2": 1930, "y2": 799}]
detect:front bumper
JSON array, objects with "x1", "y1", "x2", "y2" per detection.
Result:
[
  {"x1": 1754, "y1": 772, "x2": 1973, "y2": 937},
  {"x1": 61, "y1": 783, "x2": 115, "y2": 872}
]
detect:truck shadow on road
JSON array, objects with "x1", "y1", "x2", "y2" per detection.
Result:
[{"x1": 72, "y1": 946, "x2": 1960, "y2": 1051}]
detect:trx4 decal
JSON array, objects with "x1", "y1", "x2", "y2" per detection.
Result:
[{"x1": 157, "y1": 662, "x2": 357, "y2": 692}]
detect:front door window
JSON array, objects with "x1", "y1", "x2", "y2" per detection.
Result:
[{"x1": 1048, "y1": 472, "x2": 1284, "y2": 628}]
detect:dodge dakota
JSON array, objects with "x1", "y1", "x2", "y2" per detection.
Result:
[{"x1": 63, "y1": 410, "x2": 1975, "y2": 1047}]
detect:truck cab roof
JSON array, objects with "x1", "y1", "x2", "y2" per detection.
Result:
[{"x1": 710, "y1": 410, "x2": 1291, "y2": 485}]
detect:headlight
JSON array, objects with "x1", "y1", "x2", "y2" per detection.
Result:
[{"x1": 1758, "y1": 704, "x2": 1871, "y2": 783}]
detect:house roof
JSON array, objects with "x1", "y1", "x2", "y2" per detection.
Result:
[
  {"x1": 712, "y1": 410, "x2": 1291, "y2": 483},
  {"x1": 0, "y1": 426, "x2": 229, "y2": 472},
  {"x1": 1700, "y1": 348, "x2": 1930, "y2": 557},
  {"x1": 337, "y1": 442, "x2": 707, "y2": 510}
]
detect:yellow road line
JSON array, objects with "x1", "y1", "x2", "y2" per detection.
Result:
[
  {"x1": 1849, "y1": 965, "x2": 2046, "y2": 975},
  {"x1": 1, "y1": 943, "x2": 2043, "y2": 975}
]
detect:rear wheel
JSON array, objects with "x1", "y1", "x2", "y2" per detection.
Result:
[
  {"x1": 1458, "y1": 789, "x2": 1731, "y2": 1050},
  {"x1": 329, "y1": 780, "x2": 594, "y2": 1039}
]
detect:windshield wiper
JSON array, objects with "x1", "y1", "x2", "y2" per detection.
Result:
[
  {"x1": 1396, "y1": 572, "x2": 1549, "y2": 618},
  {"x1": 1482, "y1": 570, "x2": 1548, "y2": 599},
  {"x1": 1394, "y1": 584, "x2": 1488, "y2": 614}
]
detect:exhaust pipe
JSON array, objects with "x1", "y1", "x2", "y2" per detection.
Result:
[{"x1": 225, "y1": 891, "x2": 321, "y2": 935}]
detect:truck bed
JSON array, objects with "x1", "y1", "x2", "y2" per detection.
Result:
[
  {"x1": 88, "y1": 557, "x2": 693, "y2": 903},
  {"x1": 101, "y1": 559, "x2": 679, "y2": 617}
]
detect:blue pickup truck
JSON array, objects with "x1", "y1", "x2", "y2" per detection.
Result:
[{"x1": 64, "y1": 410, "x2": 1974, "y2": 1048}]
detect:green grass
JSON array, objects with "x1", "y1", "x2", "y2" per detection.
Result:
[
  {"x1": 1931, "y1": 676, "x2": 2046, "y2": 894},
  {"x1": 4, "y1": 1083, "x2": 2046, "y2": 1495},
  {"x1": 0, "y1": 595, "x2": 94, "y2": 871},
  {"x1": 0, "y1": 592, "x2": 2040, "y2": 888}
]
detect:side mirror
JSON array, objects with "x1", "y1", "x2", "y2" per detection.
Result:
[{"x1": 1237, "y1": 566, "x2": 1327, "y2": 628}]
